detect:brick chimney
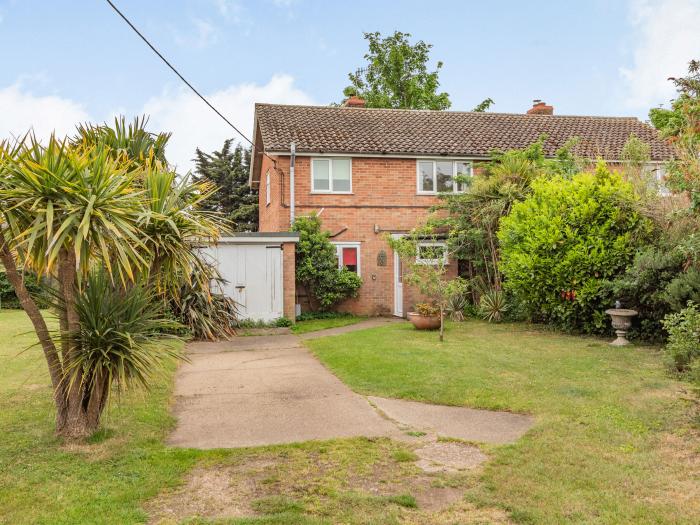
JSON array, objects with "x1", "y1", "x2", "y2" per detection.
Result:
[
  {"x1": 527, "y1": 99, "x2": 553, "y2": 115},
  {"x1": 344, "y1": 95, "x2": 366, "y2": 108}
]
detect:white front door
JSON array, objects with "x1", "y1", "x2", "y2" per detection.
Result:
[
  {"x1": 393, "y1": 240, "x2": 404, "y2": 317},
  {"x1": 207, "y1": 243, "x2": 284, "y2": 322}
]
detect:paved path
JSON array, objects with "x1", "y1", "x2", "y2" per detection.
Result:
[
  {"x1": 169, "y1": 320, "x2": 533, "y2": 449},
  {"x1": 369, "y1": 396, "x2": 533, "y2": 444}
]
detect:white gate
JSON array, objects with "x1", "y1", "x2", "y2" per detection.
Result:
[{"x1": 204, "y1": 234, "x2": 297, "y2": 322}]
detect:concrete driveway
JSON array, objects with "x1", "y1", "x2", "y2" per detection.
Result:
[
  {"x1": 168, "y1": 332, "x2": 397, "y2": 448},
  {"x1": 168, "y1": 319, "x2": 533, "y2": 449}
]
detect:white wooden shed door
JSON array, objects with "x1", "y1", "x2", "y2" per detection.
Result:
[{"x1": 209, "y1": 243, "x2": 284, "y2": 322}]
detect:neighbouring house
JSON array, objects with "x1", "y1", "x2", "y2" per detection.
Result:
[{"x1": 249, "y1": 99, "x2": 673, "y2": 317}]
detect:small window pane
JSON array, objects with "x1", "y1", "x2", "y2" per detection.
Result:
[
  {"x1": 332, "y1": 159, "x2": 351, "y2": 192},
  {"x1": 341, "y1": 247, "x2": 358, "y2": 273},
  {"x1": 419, "y1": 161, "x2": 433, "y2": 192},
  {"x1": 436, "y1": 161, "x2": 454, "y2": 192},
  {"x1": 313, "y1": 159, "x2": 330, "y2": 191},
  {"x1": 418, "y1": 243, "x2": 446, "y2": 264},
  {"x1": 455, "y1": 161, "x2": 471, "y2": 192}
]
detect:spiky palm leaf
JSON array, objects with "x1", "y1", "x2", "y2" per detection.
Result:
[
  {"x1": 171, "y1": 267, "x2": 238, "y2": 341},
  {"x1": 63, "y1": 267, "x2": 182, "y2": 400},
  {"x1": 0, "y1": 135, "x2": 147, "y2": 283},
  {"x1": 139, "y1": 167, "x2": 225, "y2": 298},
  {"x1": 479, "y1": 289, "x2": 508, "y2": 323},
  {"x1": 74, "y1": 115, "x2": 171, "y2": 168}
]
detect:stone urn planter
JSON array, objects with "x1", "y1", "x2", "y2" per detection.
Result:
[
  {"x1": 605, "y1": 308, "x2": 638, "y2": 346},
  {"x1": 407, "y1": 312, "x2": 441, "y2": 330}
]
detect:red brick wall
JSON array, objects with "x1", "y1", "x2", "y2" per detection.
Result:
[
  {"x1": 259, "y1": 155, "x2": 462, "y2": 316},
  {"x1": 282, "y1": 241, "x2": 296, "y2": 322},
  {"x1": 258, "y1": 154, "x2": 284, "y2": 232}
]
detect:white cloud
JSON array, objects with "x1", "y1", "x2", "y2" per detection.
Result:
[
  {"x1": 0, "y1": 82, "x2": 90, "y2": 142},
  {"x1": 214, "y1": 0, "x2": 244, "y2": 22},
  {"x1": 142, "y1": 74, "x2": 315, "y2": 173},
  {"x1": 172, "y1": 17, "x2": 218, "y2": 49},
  {"x1": 620, "y1": 0, "x2": 700, "y2": 110},
  {"x1": 0, "y1": 75, "x2": 315, "y2": 174},
  {"x1": 192, "y1": 18, "x2": 217, "y2": 48}
]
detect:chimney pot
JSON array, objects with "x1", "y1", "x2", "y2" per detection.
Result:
[
  {"x1": 527, "y1": 100, "x2": 553, "y2": 115},
  {"x1": 344, "y1": 95, "x2": 366, "y2": 108}
]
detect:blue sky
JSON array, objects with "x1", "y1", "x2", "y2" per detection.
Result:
[{"x1": 0, "y1": 0, "x2": 698, "y2": 171}]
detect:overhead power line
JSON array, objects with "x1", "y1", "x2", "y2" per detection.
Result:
[{"x1": 105, "y1": 0, "x2": 259, "y2": 153}]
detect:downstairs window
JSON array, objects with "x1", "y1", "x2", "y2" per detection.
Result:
[{"x1": 332, "y1": 242, "x2": 360, "y2": 275}]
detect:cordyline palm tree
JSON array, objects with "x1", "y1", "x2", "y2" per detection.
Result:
[
  {"x1": 1, "y1": 135, "x2": 148, "y2": 437},
  {"x1": 0, "y1": 120, "x2": 225, "y2": 438}
]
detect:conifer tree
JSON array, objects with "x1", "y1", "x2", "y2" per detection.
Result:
[{"x1": 193, "y1": 140, "x2": 258, "y2": 231}]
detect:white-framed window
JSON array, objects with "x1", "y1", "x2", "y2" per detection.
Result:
[
  {"x1": 332, "y1": 242, "x2": 360, "y2": 275},
  {"x1": 312, "y1": 158, "x2": 352, "y2": 193},
  {"x1": 416, "y1": 242, "x2": 448, "y2": 265},
  {"x1": 265, "y1": 169, "x2": 271, "y2": 206},
  {"x1": 644, "y1": 163, "x2": 670, "y2": 197},
  {"x1": 417, "y1": 160, "x2": 472, "y2": 194}
]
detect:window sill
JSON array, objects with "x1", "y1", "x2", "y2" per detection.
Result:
[
  {"x1": 416, "y1": 191, "x2": 465, "y2": 196},
  {"x1": 310, "y1": 191, "x2": 354, "y2": 195},
  {"x1": 416, "y1": 260, "x2": 449, "y2": 266}
]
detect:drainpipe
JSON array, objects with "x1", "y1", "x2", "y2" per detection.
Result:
[{"x1": 289, "y1": 142, "x2": 296, "y2": 225}]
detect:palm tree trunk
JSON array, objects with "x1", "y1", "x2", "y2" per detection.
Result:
[
  {"x1": 0, "y1": 237, "x2": 68, "y2": 424},
  {"x1": 57, "y1": 248, "x2": 91, "y2": 438},
  {"x1": 86, "y1": 370, "x2": 109, "y2": 430}
]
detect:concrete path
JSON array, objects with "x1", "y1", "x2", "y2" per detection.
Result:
[
  {"x1": 369, "y1": 396, "x2": 533, "y2": 444},
  {"x1": 298, "y1": 317, "x2": 403, "y2": 340},
  {"x1": 169, "y1": 320, "x2": 533, "y2": 449}
]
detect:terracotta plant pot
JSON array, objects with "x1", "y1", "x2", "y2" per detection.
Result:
[{"x1": 407, "y1": 312, "x2": 441, "y2": 330}]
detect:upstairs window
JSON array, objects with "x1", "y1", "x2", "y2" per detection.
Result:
[
  {"x1": 417, "y1": 160, "x2": 472, "y2": 194},
  {"x1": 332, "y1": 242, "x2": 360, "y2": 275},
  {"x1": 265, "y1": 169, "x2": 271, "y2": 206},
  {"x1": 312, "y1": 158, "x2": 352, "y2": 193}
]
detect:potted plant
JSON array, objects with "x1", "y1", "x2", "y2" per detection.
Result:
[
  {"x1": 408, "y1": 302, "x2": 441, "y2": 330},
  {"x1": 388, "y1": 227, "x2": 468, "y2": 341}
]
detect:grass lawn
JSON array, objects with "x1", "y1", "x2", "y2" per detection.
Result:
[
  {"x1": 0, "y1": 310, "x2": 494, "y2": 524},
  {"x1": 291, "y1": 315, "x2": 365, "y2": 335},
  {"x1": 3, "y1": 308, "x2": 699, "y2": 524},
  {"x1": 306, "y1": 320, "x2": 700, "y2": 524},
  {"x1": 0, "y1": 309, "x2": 201, "y2": 525}
]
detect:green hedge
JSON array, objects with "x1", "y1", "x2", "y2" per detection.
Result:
[{"x1": 498, "y1": 164, "x2": 653, "y2": 333}]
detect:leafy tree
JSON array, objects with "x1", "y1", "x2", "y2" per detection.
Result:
[
  {"x1": 345, "y1": 31, "x2": 451, "y2": 110},
  {"x1": 498, "y1": 163, "x2": 653, "y2": 333},
  {"x1": 649, "y1": 59, "x2": 700, "y2": 209},
  {"x1": 472, "y1": 98, "x2": 495, "y2": 112},
  {"x1": 292, "y1": 214, "x2": 362, "y2": 311},
  {"x1": 193, "y1": 140, "x2": 258, "y2": 231}
]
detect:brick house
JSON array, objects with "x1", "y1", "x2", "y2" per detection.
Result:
[{"x1": 249, "y1": 100, "x2": 673, "y2": 317}]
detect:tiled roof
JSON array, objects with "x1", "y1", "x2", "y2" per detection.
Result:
[{"x1": 254, "y1": 103, "x2": 673, "y2": 161}]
